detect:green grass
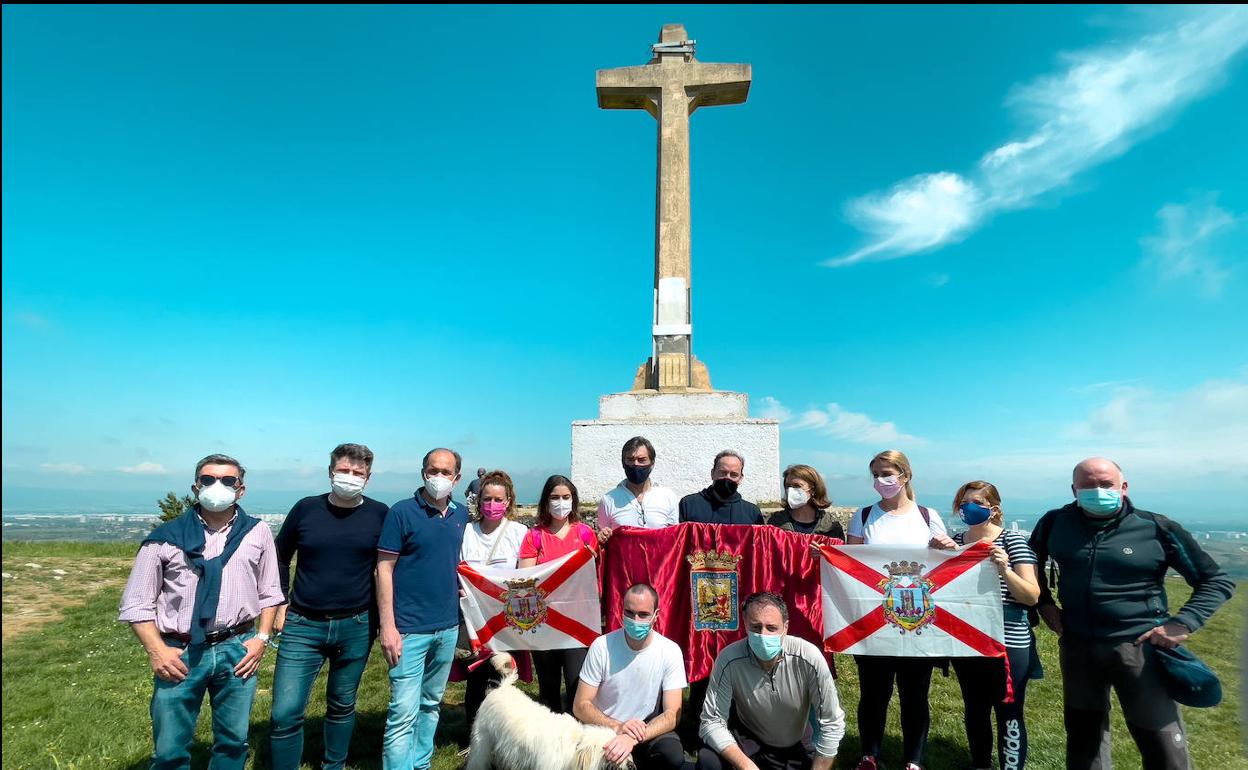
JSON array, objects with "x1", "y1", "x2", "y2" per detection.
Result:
[
  {"x1": 2, "y1": 545, "x2": 1244, "y2": 769},
  {"x1": 3, "y1": 540, "x2": 141, "y2": 559}
]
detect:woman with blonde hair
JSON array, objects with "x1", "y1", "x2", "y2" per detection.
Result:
[
  {"x1": 943, "y1": 480, "x2": 1040, "y2": 770},
  {"x1": 846, "y1": 449, "x2": 951, "y2": 770},
  {"x1": 770, "y1": 464, "x2": 845, "y2": 542}
]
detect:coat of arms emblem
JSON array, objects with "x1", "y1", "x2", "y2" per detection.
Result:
[
  {"x1": 688, "y1": 549, "x2": 743, "y2": 631},
  {"x1": 877, "y1": 560, "x2": 936, "y2": 634},
  {"x1": 501, "y1": 577, "x2": 548, "y2": 633}
]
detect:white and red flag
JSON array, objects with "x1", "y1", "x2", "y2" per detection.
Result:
[
  {"x1": 819, "y1": 542, "x2": 1005, "y2": 658},
  {"x1": 458, "y1": 547, "x2": 602, "y2": 652}
]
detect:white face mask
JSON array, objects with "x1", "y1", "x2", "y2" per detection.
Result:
[
  {"x1": 198, "y1": 482, "x2": 237, "y2": 513},
  {"x1": 786, "y1": 487, "x2": 810, "y2": 509},
  {"x1": 331, "y1": 473, "x2": 366, "y2": 500},
  {"x1": 550, "y1": 499, "x2": 573, "y2": 520},
  {"x1": 424, "y1": 474, "x2": 454, "y2": 500}
]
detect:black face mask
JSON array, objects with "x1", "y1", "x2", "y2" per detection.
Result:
[
  {"x1": 712, "y1": 478, "x2": 739, "y2": 499},
  {"x1": 624, "y1": 464, "x2": 653, "y2": 485}
]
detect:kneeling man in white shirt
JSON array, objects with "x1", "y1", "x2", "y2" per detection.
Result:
[{"x1": 574, "y1": 583, "x2": 688, "y2": 769}]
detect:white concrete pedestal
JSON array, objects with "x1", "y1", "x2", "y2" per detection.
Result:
[{"x1": 571, "y1": 391, "x2": 780, "y2": 504}]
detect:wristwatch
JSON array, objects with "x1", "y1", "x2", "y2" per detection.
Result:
[{"x1": 255, "y1": 632, "x2": 271, "y2": 643}]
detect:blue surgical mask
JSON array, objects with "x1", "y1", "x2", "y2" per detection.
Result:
[
  {"x1": 959, "y1": 501, "x2": 993, "y2": 526},
  {"x1": 622, "y1": 615, "x2": 652, "y2": 641},
  {"x1": 748, "y1": 632, "x2": 783, "y2": 661},
  {"x1": 1076, "y1": 487, "x2": 1122, "y2": 517}
]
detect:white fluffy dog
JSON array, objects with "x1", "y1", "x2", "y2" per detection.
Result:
[{"x1": 466, "y1": 653, "x2": 636, "y2": 770}]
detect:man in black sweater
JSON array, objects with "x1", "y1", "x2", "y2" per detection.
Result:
[
  {"x1": 678, "y1": 449, "x2": 765, "y2": 738},
  {"x1": 1030, "y1": 456, "x2": 1234, "y2": 770},
  {"x1": 269, "y1": 443, "x2": 390, "y2": 770},
  {"x1": 679, "y1": 450, "x2": 764, "y2": 525}
]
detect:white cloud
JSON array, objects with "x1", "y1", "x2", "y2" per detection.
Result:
[
  {"x1": 755, "y1": 396, "x2": 792, "y2": 422},
  {"x1": 40, "y1": 462, "x2": 87, "y2": 475},
  {"x1": 936, "y1": 377, "x2": 1248, "y2": 490},
  {"x1": 118, "y1": 462, "x2": 168, "y2": 475},
  {"x1": 828, "y1": 173, "x2": 983, "y2": 266},
  {"x1": 764, "y1": 398, "x2": 924, "y2": 445},
  {"x1": 1141, "y1": 194, "x2": 1243, "y2": 296},
  {"x1": 13, "y1": 311, "x2": 52, "y2": 330},
  {"x1": 1064, "y1": 378, "x2": 1248, "y2": 453},
  {"x1": 833, "y1": 7, "x2": 1248, "y2": 265}
]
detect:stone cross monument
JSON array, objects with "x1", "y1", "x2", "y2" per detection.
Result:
[
  {"x1": 597, "y1": 24, "x2": 751, "y2": 392},
  {"x1": 571, "y1": 25, "x2": 780, "y2": 504}
]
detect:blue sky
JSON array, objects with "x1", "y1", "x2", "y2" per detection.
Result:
[{"x1": 4, "y1": 6, "x2": 1246, "y2": 520}]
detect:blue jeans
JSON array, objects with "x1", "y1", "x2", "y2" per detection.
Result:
[
  {"x1": 150, "y1": 631, "x2": 259, "y2": 770},
  {"x1": 269, "y1": 610, "x2": 374, "y2": 770},
  {"x1": 382, "y1": 626, "x2": 457, "y2": 770}
]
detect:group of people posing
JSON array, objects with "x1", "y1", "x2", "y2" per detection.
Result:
[{"x1": 118, "y1": 437, "x2": 1235, "y2": 770}]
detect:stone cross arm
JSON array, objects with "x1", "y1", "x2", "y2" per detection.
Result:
[{"x1": 596, "y1": 62, "x2": 751, "y2": 116}]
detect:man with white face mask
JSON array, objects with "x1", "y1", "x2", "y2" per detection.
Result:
[
  {"x1": 1030, "y1": 457, "x2": 1234, "y2": 770},
  {"x1": 698, "y1": 592, "x2": 844, "y2": 770},
  {"x1": 376, "y1": 447, "x2": 468, "y2": 770},
  {"x1": 269, "y1": 443, "x2": 389, "y2": 770},
  {"x1": 119, "y1": 453, "x2": 282, "y2": 770},
  {"x1": 574, "y1": 583, "x2": 688, "y2": 769}
]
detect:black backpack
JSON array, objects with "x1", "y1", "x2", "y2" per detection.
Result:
[{"x1": 858, "y1": 505, "x2": 932, "y2": 530}]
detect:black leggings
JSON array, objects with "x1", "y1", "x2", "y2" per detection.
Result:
[
  {"x1": 532, "y1": 647, "x2": 587, "y2": 713},
  {"x1": 952, "y1": 644, "x2": 1036, "y2": 770},
  {"x1": 854, "y1": 655, "x2": 934, "y2": 765}
]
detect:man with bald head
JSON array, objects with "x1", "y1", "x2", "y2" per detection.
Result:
[
  {"x1": 376, "y1": 447, "x2": 469, "y2": 770},
  {"x1": 1030, "y1": 457, "x2": 1234, "y2": 770}
]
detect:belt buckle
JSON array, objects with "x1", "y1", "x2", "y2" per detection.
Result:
[{"x1": 206, "y1": 623, "x2": 245, "y2": 644}]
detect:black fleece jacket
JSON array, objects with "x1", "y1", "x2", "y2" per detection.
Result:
[
  {"x1": 1029, "y1": 500, "x2": 1234, "y2": 641},
  {"x1": 678, "y1": 487, "x2": 764, "y2": 525}
]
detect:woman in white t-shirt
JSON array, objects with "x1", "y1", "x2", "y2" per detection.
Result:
[
  {"x1": 846, "y1": 450, "x2": 952, "y2": 770},
  {"x1": 457, "y1": 470, "x2": 529, "y2": 730}
]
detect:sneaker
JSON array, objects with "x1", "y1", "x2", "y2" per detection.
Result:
[
  {"x1": 856, "y1": 758, "x2": 880, "y2": 770},
  {"x1": 903, "y1": 764, "x2": 923, "y2": 770}
]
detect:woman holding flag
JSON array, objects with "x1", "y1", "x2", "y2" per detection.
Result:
[
  {"x1": 517, "y1": 474, "x2": 599, "y2": 713},
  {"x1": 944, "y1": 480, "x2": 1041, "y2": 770},
  {"x1": 845, "y1": 449, "x2": 950, "y2": 770},
  {"x1": 456, "y1": 470, "x2": 530, "y2": 731}
]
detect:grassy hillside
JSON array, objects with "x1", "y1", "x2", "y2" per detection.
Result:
[{"x1": 2, "y1": 541, "x2": 1244, "y2": 769}]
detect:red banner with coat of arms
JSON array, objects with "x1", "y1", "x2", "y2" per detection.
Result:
[{"x1": 601, "y1": 522, "x2": 832, "y2": 682}]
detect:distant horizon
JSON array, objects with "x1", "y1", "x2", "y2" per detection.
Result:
[{"x1": 3, "y1": 484, "x2": 1244, "y2": 528}]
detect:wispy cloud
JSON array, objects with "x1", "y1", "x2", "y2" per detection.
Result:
[
  {"x1": 1140, "y1": 194, "x2": 1243, "y2": 296},
  {"x1": 12, "y1": 311, "x2": 52, "y2": 330},
  {"x1": 1063, "y1": 377, "x2": 1248, "y2": 452},
  {"x1": 755, "y1": 396, "x2": 793, "y2": 422},
  {"x1": 40, "y1": 462, "x2": 87, "y2": 475},
  {"x1": 760, "y1": 397, "x2": 924, "y2": 445},
  {"x1": 119, "y1": 462, "x2": 168, "y2": 475},
  {"x1": 830, "y1": 7, "x2": 1248, "y2": 266}
]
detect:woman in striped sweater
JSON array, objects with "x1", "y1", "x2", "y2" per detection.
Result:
[{"x1": 946, "y1": 480, "x2": 1041, "y2": 770}]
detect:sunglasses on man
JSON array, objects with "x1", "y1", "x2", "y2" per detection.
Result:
[{"x1": 197, "y1": 475, "x2": 242, "y2": 488}]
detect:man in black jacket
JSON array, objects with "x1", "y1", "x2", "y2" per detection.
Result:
[
  {"x1": 1030, "y1": 457, "x2": 1234, "y2": 770},
  {"x1": 678, "y1": 450, "x2": 764, "y2": 525}
]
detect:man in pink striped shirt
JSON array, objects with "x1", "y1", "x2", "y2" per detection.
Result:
[{"x1": 119, "y1": 454, "x2": 283, "y2": 770}]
